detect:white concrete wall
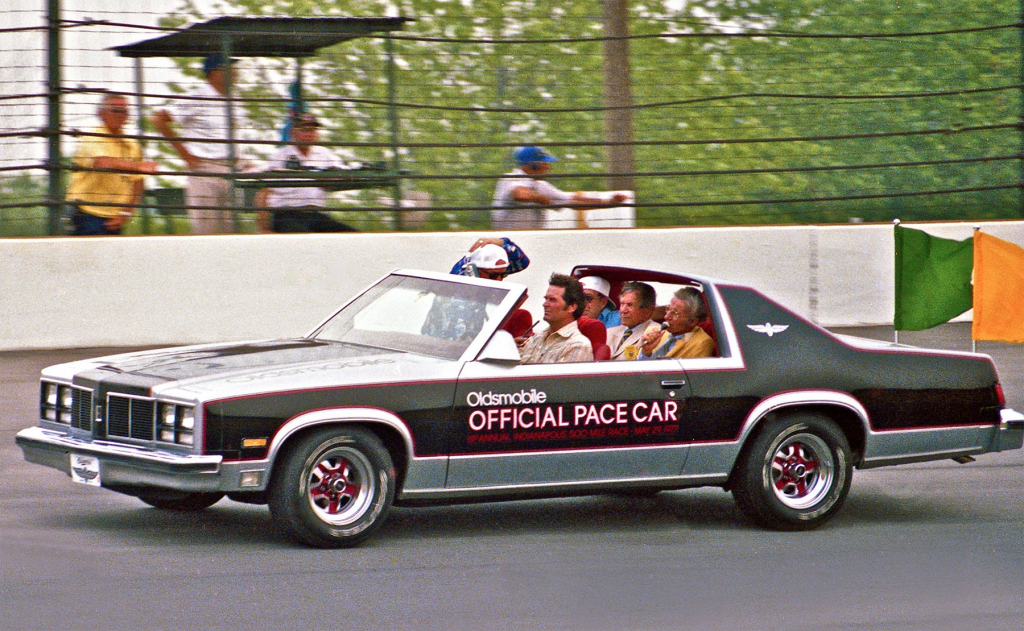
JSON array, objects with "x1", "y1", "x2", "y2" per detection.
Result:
[{"x1": 3, "y1": 220, "x2": 1023, "y2": 350}]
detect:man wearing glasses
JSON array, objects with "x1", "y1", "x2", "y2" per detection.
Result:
[
  {"x1": 637, "y1": 287, "x2": 715, "y2": 359},
  {"x1": 65, "y1": 93, "x2": 158, "y2": 235}
]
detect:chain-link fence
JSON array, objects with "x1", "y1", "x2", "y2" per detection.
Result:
[{"x1": 2, "y1": 0, "x2": 1021, "y2": 236}]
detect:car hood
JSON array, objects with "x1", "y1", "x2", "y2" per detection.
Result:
[
  {"x1": 98, "y1": 339, "x2": 375, "y2": 379},
  {"x1": 52, "y1": 339, "x2": 455, "y2": 400}
]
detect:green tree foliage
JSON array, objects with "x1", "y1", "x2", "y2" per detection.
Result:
[
  {"x1": 0, "y1": 173, "x2": 48, "y2": 237},
  {"x1": 158, "y1": 0, "x2": 1021, "y2": 228}
]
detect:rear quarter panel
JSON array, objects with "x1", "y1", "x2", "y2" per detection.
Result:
[{"x1": 681, "y1": 285, "x2": 1000, "y2": 472}]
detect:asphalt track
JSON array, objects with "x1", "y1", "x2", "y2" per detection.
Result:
[{"x1": 2, "y1": 323, "x2": 1022, "y2": 631}]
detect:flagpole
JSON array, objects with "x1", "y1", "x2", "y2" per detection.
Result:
[
  {"x1": 972, "y1": 225, "x2": 980, "y2": 353},
  {"x1": 893, "y1": 218, "x2": 900, "y2": 344}
]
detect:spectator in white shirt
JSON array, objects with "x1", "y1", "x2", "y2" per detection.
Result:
[
  {"x1": 254, "y1": 113, "x2": 356, "y2": 233},
  {"x1": 491, "y1": 146, "x2": 628, "y2": 230},
  {"x1": 152, "y1": 54, "x2": 253, "y2": 234}
]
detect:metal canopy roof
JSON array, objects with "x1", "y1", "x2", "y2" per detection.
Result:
[{"x1": 112, "y1": 16, "x2": 410, "y2": 58}]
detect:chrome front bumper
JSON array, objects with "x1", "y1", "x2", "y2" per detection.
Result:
[{"x1": 15, "y1": 426, "x2": 225, "y2": 492}]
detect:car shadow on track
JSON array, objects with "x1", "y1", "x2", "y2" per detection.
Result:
[
  {"x1": 40, "y1": 501, "x2": 288, "y2": 547},
  {"x1": 36, "y1": 490, "x2": 745, "y2": 547},
  {"x1": 840, "y1": 490, "x2": 1002, "y2": 526},
  {"x1": 33, "y1": 486, "x2": 985, "y2": 548},
  {"x1": 381, "y1": 489, "x2": 745, "y2": 541}
]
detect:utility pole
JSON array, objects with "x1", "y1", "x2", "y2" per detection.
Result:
[{"x1": 601, "y1": 0, "x2": 635, "y2": 192}]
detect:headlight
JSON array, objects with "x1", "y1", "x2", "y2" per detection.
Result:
[
  {"x1": 43, "y1": 383, "x2": 58, "y2": 407},
  {"x1": 179, "y1": 408, "x2": 195, "y2": 431},
  {"x1": 40, "y1": 381, "x2": 72, "y2": 424},
  {"x1": 159, "y1": 403, "x2": 177, "y2": 427},
  {"x1": 156, "y1": 403, "x2": 196, "y2": 446}
]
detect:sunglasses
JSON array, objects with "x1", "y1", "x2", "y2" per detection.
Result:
[
  {"x1": 479, "y1": 269, "x2": 507, "y2": 280},
  {"x1": 105, "y1": 108, "x2": 129, "y2": 115}
]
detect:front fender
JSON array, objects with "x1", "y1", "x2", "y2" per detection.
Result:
[
  {"x1": 264, "y1": 407, "x2": 448, "y2": 497},
  {"x1": 266, "y1": 407, "x2": 416, "y2": 466}
]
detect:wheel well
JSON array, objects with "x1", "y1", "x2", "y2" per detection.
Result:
[
  {"x1": 760, "y1": 405, "x2": 866, "y2": 465},
  {"x1": 271, "y1": 421, "x2": 410, "y2": 491},
  {"x1": 728, "y1": 404, "x2": 867, "y2": 488}
]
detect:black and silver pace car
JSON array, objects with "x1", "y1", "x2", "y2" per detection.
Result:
[{"x1": 16, "y1": 266, "x2": 1024, "y2": 547}]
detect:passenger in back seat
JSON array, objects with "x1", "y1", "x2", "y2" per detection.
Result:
[
  {"x1": 637, "y1": 287, "x2": 715, "y2": 360},
  {"x1": 606, "y1": 281, "x2": 657, "y2": 360}
]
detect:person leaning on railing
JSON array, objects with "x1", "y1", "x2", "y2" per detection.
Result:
[
  {"x1": 491, "y1": 146, "x2": 629, "y2": 230},
  {"x1": 65, "y1": 93, "x2": 158, "y2": 236}
]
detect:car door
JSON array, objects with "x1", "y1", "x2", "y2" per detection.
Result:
[{"x1": 445, "y1": 353, "x2": 692, "y2": 491}]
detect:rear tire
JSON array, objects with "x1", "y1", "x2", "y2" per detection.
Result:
[
  {"x1": 732, "y1": 413, "x2": 852, "y2": 530},
  {"x1": 269, "y1": 426, "x2": 395, "y2": 548}
]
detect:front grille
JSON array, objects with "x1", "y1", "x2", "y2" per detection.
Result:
[
  {"x1": 71, "y1": 388, "x2": 93, "y2": 431},
  {"x1": 106, "y1": 395, "x2": 155, "y2": 441}
]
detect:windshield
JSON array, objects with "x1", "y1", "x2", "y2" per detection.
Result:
[{"x1": 312, "y1": 274, "x2": 512, "y2": 360}]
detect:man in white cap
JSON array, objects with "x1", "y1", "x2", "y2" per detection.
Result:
[
  {"x1": 426, "y1": 236, "x2": 531, "y2": 340},
  {"x1": 450, "y1": 236, "x2": 530, "y2": 279},
  {"x1": 579, "y1": 275, "x2": 621, "y2": 328},
  {"x1": 491, "y1": 146, "x2": 629, "y2": 230},
  {"x1": 469, "y1": 244, "x2": 508, "y2": 278}
]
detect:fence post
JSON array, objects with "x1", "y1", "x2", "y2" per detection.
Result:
[
  {"x1": 46, "y1": 0, "x2": 63, "y2": 236},
  {"x1": 386, "y1": 35, "x2": 404, "y2": 229}
]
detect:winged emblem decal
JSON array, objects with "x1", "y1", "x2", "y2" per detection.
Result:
[{"x1": 747, "y1": 323, "x2": 789, "y2": 337}]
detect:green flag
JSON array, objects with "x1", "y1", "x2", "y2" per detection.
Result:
[{"x1": 894, "y1": 224, "x2": 974, "y2": 331}]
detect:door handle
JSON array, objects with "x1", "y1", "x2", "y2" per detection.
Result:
[{"x1": 660, "y1": 379, "x2": 685, "y2": 389}]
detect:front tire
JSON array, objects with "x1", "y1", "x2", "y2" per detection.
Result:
[
  {"x1": 269, "y1": 426, "x2": 395, "y2": 548},
  {"x1": 732, "y1": 413, "x2": 852, "y2": 530}
]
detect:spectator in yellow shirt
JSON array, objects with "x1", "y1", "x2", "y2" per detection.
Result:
[{"x1": 65, "y1": 94, "x2": 157, "y2": 235}]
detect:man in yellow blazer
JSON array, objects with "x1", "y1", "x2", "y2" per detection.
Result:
[{"x1": 638, "y1": 287, "x2": 715, "y2": 359}]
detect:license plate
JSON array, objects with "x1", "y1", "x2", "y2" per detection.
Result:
[{"x1": 70, "y1": 453, "x2": 101, "y2": 486}]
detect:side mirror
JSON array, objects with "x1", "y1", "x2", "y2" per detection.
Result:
[{"x1": 476, "y1": 329, "x2": 521, "y2": 363}]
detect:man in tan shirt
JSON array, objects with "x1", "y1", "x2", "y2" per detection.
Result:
[{"x1": 519, "y1": 273, "x2": 594, "y2": 364}]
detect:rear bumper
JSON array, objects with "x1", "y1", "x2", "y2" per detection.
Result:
[
  {"x1": 997, "y1": 407, "x2": 1024, "y2": 451},
  {"x1": 999, "y1": 407, "x2": 1024, "y2": 428},
  {"x1": 15, "y1": 426, "x2": 225, "y2": 493}
]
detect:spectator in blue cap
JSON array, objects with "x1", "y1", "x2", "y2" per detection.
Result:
[
  {"x1": 491, "y1": 146, "x2": 629, "y2": 230},
  {"x1": 202, "y1": 53, "x2": 236, "y2": 75}
]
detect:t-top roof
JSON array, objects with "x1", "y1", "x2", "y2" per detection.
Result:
[{"x1": 113, "y1": 16, "x2": 411, "y2": 58}]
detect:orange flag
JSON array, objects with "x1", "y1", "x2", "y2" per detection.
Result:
[{"x1": 972, "y1": 231, "x2": 1024, "y2": 343}]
